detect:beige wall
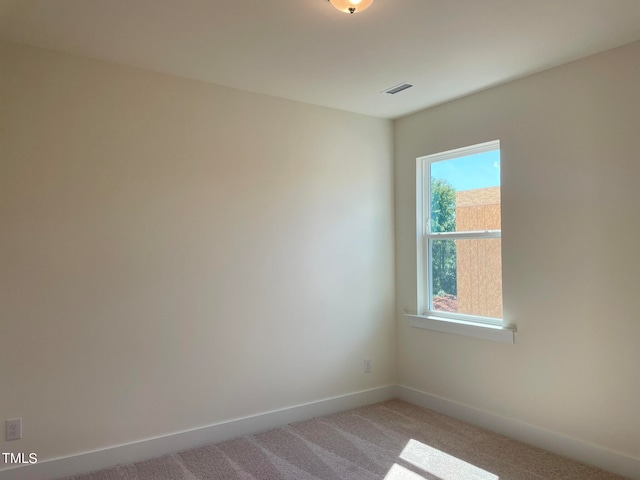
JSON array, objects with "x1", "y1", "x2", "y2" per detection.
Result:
[
  {"x1": 0, "y1": 41, "x2": 395, "y2": 463},
  {"x1": 395, "y1": 41, "x2": 640, "y2": 459}
]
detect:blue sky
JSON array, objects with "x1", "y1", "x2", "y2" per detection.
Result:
[{"x1": 431, "y1": 150, "x2": 500, "y2": 191}]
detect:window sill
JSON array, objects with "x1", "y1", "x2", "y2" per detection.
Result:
[{"x1": 405, "y1": 314, "x2": 516, "y2": 344}]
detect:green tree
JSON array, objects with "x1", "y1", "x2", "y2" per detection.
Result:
[{"x1": 430, "y1": 179, "x2": 457, "y2": 295}]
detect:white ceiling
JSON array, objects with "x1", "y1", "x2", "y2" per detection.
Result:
[{"x1": 1, "y1": 0, "x2": 640, "y2": 119}]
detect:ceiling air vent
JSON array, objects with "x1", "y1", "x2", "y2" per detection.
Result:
[{"x1": 383, "y1": 83, "x2": 413, "y2": 95}]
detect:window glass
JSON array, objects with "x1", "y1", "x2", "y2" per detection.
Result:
[
  {"x1": 420, "y1": 141, "x2": 503, "y2": 324},
  {"x1": 430, "y1": 238, "x2": 503, "y2": 319},
  {"x1": 429, "y1": 150, "x2": 501, "y2": 233}
]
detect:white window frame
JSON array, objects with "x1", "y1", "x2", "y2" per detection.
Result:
[{"x1": 407, "y1": 140, "x2": 516, "y2": 343}]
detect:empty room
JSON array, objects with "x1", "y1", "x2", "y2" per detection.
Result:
[{"x1": 1, "y1": 1, "x2": 639, "y2": 479}]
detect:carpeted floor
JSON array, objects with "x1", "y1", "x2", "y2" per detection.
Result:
[{"x1": 61, "y1": 399, "x2": 626, "y2": 480}]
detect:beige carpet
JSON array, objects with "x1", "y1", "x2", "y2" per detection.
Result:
[{"x1": 61, "y1": 399, "x2": 625, "y2": 480}]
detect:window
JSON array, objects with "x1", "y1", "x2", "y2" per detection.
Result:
[{"x1": 410, "y1": 140, "x2": 514, "y2": 343}]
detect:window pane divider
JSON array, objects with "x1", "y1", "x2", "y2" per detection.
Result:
[{"x1": 426, "y1": 230, "x2": 501, "y2": 240}]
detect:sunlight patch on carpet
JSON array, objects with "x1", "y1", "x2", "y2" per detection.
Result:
[
  {"x1": 400, "y1": 439, "x2": 498, "y2": 480},
  {"x1": 383, "y1": 463, "x2": 429, "y2": 479}
]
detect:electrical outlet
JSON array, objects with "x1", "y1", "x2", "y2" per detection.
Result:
[
  {"x1": 364, "y1": 358, "x2": 372, "y2": 373},
  {"x1": 6, "y1": 418, "x2": 22, "y2": 441}
]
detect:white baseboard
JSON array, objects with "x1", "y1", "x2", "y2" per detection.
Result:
[
  {"x1": 4, "y1": 385, "x2": 637, "y2": 480},
  {"x1": 0, "y1": 385, "x2": 396, "y2": 480},
  {"x1": 396, "y1": 384, "x2": 640, "y2": 480}
]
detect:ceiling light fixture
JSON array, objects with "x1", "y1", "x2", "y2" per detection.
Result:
[{"x1": 328, "y1": 0, "x2": 374, "y2": 14}]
